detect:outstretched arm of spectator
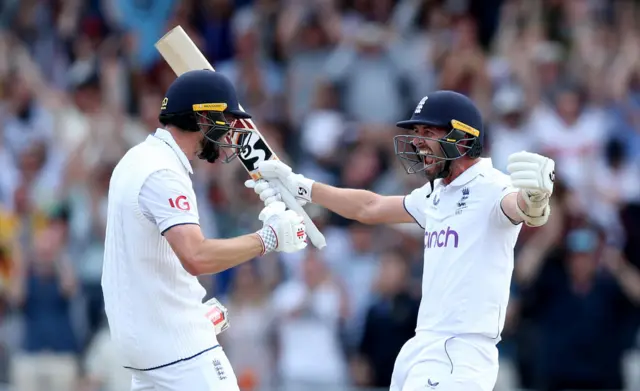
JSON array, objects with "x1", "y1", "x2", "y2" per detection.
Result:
[
  {"x1": 504, "y1": 0, "x2": 544, "y2": 111},
  {"x1": 609, "y1": 34, "x2": 640, "y2": 101},
  {"x1": 56, "y1": 254, "x2": 77, "y2": 298},
  {"x1": 7, "y1": 237, "x2": 25, "y2": 306},
  {"x1": 514, "y1": 200, "x2": 563, "y2": 287},
  {"x1": 602, "y1": 247, "x2": 640, "y2": 305},
  {"x1": 276, "y1": 1, "x2": 340, "y2": 58},
  {"x1": 490, "y1": 0, "x2": 522, "y2": 60},
  {"x1": 56, "y1": 0, "x2": 82, "y2": 38}
]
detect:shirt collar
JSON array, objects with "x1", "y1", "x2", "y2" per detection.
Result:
[
  {"x1": 148, "y1": 128, "x2": 193, "y2": 174},
  {"x1": 446, "y1": 158, "x2": 493, "y2": 188}
]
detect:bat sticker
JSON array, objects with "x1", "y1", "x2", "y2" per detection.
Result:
[
  {"x1": 234, "y1": 119, "x2": 274, "y2": 172},
  {"x1": 240, "y1": 134, "x2": 273, "y2": 171}
]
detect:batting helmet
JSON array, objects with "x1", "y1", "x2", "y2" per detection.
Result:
[
  {"x1": 394, "y1": 90, "x2": 484, "y2": 179},
  {"x1": 159, "y1": 69, "x2": 252, "y2": 163}
]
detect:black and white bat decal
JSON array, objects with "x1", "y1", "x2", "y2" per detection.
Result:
[{"x1": 235, "y1": 119, "x2": 275, "y2": 173}]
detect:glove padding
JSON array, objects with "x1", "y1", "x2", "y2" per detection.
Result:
[
  {"x1": 507, "y1": 151, "x2": 555, "y2": 227},
  {"x1": 204, "y1": 297, "x2": 229, "y2": 335},
  {"x1": 244, "y1": 160, "x2": 314, "y2": 207},
  {"x1": 256, "y1": 201, "x2": 307, "y2": 254},
  {"x1": 245, "y1": 179, "x2": 282, "y2": 206}
]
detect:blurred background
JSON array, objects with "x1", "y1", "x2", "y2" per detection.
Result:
[{"x1": 0, "y1": 0, "x2": 639, "y2": 390}]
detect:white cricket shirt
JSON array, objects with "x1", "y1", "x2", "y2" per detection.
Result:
[
  {"x1": 102, "y1": 128, "x2": 218, "y2": 370},
  {"x1": 403, "y1": 158, "x2": 522, "y2": 342}
]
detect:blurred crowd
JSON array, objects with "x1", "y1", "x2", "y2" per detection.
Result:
[{"x1": 0, "y1": 0, "x2": 639, "y2": 390}]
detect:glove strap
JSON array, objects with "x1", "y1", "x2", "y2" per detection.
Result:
[
  {"x1": 517, "y1": 204, "x2": 551, "y2": 227},
  {"x1": 256, "y1": 226, "x2": 278, "y2": 255},
  {"x1": 519, "y1": 189, "x2": 549, "y2": 217},
  {"x1": 294, "y1": 175, "x2": 315, "y2": 203},
  {"x1": 517, "y1": 189, "x2": 551, "y2": 227}
]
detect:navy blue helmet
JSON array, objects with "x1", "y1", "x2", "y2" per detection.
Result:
[
  {"x1": 394, "y1": 90, "x2": 484, "y2": 179},
  {"x1": 159, "y1": 69, "x2": 252, "y2": 163}
]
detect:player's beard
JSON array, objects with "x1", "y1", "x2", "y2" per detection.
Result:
[
  {"x1": 420, "y1": 147, "x2": 447, "y2": 181},
  {"x1": 197, "y1": 137, "x2": 220, "y2": 163}
]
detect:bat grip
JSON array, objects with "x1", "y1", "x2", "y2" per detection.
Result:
[{"x1": 272, "y1": 179, "x2": 327, "y2": 249}]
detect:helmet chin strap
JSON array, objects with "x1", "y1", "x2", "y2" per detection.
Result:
[{"x1": 438, "y1": 160, "x2": 452, "y2": 180}]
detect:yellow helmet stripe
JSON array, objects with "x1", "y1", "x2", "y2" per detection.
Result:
[
  {"x1": 451, "y1": 119, "x2": 480, "y2": 137},
  {"x1": 192, "y1": 103, "x2": 228, "y2": 112}
]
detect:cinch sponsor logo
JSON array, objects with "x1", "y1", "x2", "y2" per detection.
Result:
[{"x1": 424, "y1": 227, "x2": 459, "y2": 248}]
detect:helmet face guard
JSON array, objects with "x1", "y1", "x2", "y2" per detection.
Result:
[
  {"x1": 393, "y1": 120, "x2": 481, "y2": 178},
  {"x1": 193, "y1": 103, "x2": 252, "y2": 164}
]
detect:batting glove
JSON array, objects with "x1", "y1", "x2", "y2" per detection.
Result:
[
  {"x1": 507, "y1": 151, "x2": 555, "y2": 227},
  {"x1": 204, "y1": 297, "x2": 230, "y2": 335},
  {"x1": 255, "y1": 201, "x2": 307, "y2": 254},
  {"x1": 245, "y1": 179, "x2": 283, "y2": 207},
  {"x1": 244, "y1": 160, "x2": 314, "y2": 207}
]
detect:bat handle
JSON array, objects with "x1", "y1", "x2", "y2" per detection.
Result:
[{"x1": 272, "y1": 179, "x2": 327, "y2": 249}]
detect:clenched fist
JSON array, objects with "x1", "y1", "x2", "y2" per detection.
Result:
[
  {"x1": 507, "y1": 151, "x2": 555, "y2": 227},
  {"x1": 255, "y1": 201, "x2": 307, "y2": 254}
]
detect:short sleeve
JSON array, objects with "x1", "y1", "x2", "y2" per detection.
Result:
[
  {"x1": 491, "y1": 184, "x2": 521, "y2": 227},
  {"x1": 139, "y1": 169, "x2": 200, "y2": 234},
  {"x1": 403, "y1": 183, "x2": 432, "y2": 229}
]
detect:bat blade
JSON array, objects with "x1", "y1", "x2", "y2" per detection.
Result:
[
  {"x1": 155, "y1": 26, "x2": 326, "y2": 249},
  {"x1": 155, "y1": 26, "x2": 212, "y2": 75}
]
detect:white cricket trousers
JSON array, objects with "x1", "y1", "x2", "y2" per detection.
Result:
[
  {"x1": 129, "y1": 346, "x2": 240, "y2": 391},
  {"x1": 390, "y1": 332, "x2": 499, "y2": 391}
]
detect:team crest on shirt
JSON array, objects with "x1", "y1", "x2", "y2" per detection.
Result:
[
  {"x1": 212, "y1": 359, "x2": 227, "y2": 380},
  {"x1": 456, "y1": 187, "x2": 470, "y2": 215},
  {"x1": 432, "y1": 193, "x2": 440, "y2": 206}
]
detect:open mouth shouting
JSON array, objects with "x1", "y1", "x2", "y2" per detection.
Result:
[{"x1": 419, "y1": 149, "x2": 435, "y2": 166}]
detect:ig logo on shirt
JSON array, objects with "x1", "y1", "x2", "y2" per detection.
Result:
[{"x1": 168, "y1": 195, "x2": 191, "y2": 211}]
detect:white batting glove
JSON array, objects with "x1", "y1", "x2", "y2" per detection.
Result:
[
  {"x1": 244, "y1": 179, "x2": 283, "y2": 206},
  {"x1": 507, "y1": 151, "x2": 555, "y2": 227},
  {"x1": 244, "y1": 160, "x2": 314, "y2": 207},
  {"x1": 255, "y1": 201, "x2": 307, "y2": 254},
  {"x1": 204, "y1": 297, "x2": 229, "y2": 335}
]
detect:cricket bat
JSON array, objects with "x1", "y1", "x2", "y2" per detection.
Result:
[{"x1": 155, "y1": 26, "x2": 326, "y2": 249}]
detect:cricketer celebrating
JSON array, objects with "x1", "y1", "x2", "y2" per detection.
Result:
[
  {"x1": 102, "y1": 70, "x2": 307, "y2": 391},
  {"x1": 247, "y1": 91, "x2": 555, "y2": 391}
]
